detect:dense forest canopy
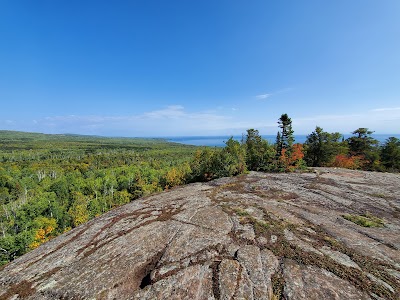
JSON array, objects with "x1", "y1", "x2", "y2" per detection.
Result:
[
  {"x1": 0, "y1": 131, "x2": 197, "y2": 265},
  {"x1": 1, "y1": 116, "x2": 399, "y2": 266}
]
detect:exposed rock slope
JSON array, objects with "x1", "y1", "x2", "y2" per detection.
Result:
[{"x1": 1, "y1": 168, "x2": 400, "y2": 299}]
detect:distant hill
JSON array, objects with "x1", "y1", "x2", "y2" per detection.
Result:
[
  {"x1": 0, "y1": 130, "x2": 166, "y2": 143},
  {"x1": 0, "y1": 130, "x2": 194, "y2": 152}
]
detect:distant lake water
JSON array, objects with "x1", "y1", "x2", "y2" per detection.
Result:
[{"x1": 167, "y1": 134, "x2": 400, "y2": 147}]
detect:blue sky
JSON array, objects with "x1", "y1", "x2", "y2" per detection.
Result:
[{"x1": 1, "y1": 0, "x2": 399, "y2": 136}]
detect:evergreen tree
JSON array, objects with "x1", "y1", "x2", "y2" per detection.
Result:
[
  {"x1": 380, "y1": 137, "x2": 400, "y2": 171},
  {"x1": 304, "y1": 126, "x2": 344, "y2": 167},
  {"x1": 347, "y1": 128, "x2": 378, "y2": 155},
  {"x1": 275, "y1": 132, "x2": 282, "y2": 158},
  {"x1": 246, "y1": 129, "x2": 263, "y2": 170},
  {"x1": 276, "y1": 114, "x2": 294, "y2": 157},
  {"x1": 245, "y1": 129, "x2": 275, "y2": 171},
  {"x1": 346, "y1": 128, "x2": 379, "y2": 170}
]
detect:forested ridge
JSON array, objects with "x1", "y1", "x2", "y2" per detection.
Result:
[{"x1": 1, "y1": 114, "x2": 399, "y2": 266}]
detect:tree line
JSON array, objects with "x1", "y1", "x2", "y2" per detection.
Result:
[
  {"x1": 0, "y1": 115, "x2": 399, "y2": 265},
  {"x1": 189, "y1": 114, "x2": 400, "y2": 181}
]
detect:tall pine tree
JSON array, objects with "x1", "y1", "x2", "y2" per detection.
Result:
[{"x1": 276, "y1": 114, "x2": 294, "y2": 157}]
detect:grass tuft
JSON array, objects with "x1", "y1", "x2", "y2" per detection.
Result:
[
  {"x1": 234, "y1": 209, "x2": 250, "y2": 217},
  {"x1": 342, "y1": 213, "x2": 384, "y2": 228}
]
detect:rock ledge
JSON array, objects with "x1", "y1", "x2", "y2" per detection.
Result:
[{"x1": 1, "y1": 169, "x2": 400, "y2": 299}]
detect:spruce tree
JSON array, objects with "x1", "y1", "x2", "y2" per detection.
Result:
[
  {"x1": 275, "y1": 132, "x2": 282, "y2": 158},
  {"x1": 346, "y1": 128, "x2": 379, "y2": 170},
  {"x1": 304, "y1": 126, "x2": 343, "y2": 167},
  {"x1": 276, "y1": 114, "x2": 294, "y2": 157},
  {"x1": 380, "y1": 137, "x2": 400, "y2": 171}
]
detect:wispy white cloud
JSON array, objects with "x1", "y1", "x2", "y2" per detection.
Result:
[
  {"x1": 255, "y1": 87, "x2": 293, "y2": 101},
  {"x1": 32, "y1": 104, "x2": 286, "y2": 136},
  {"x1": 255, "y1": 94, "x2": 271, "y2": 100},
  {"x1": 371, "y1": 107, "x2": 400, "y2": 112},
  {"x1": 142, "y1": 105, "x2": 185, "y2": 119},
  {"x1": 276, "y1": 87, "x2": 293, "y2": 94},
  {"x1": 35, "y1": 105, "x2": 236, "y2": 136},
  {"x1": 4, "y1": 102, "x2": 399, "y2": 136}
]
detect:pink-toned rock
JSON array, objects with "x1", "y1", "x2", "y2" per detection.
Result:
[
  {"x1": 1, "y1": 169, "x2": 399, "y2": 299},
  {"x1": 283, "y1": 259, "x2": 370, "y2": 300},
  {"x1": 219, "y1": 259, "x2": 240, "y2": 299},
  {"x1": 237, "y1": 245, "x2": 269, "y2": 299}
]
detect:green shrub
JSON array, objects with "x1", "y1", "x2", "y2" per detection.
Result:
[{"x1": 342, "y1": 213, "x2": 384, "y2": 227}]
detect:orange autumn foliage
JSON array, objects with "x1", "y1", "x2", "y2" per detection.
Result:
[
  {"x1": 291, "y1": 144, "x2": 305, "y2": 161},
  {"x1": 280, "y1": 144, "x2": 305, "y2": 171},
  {"x1": 330, "y1": 154, "x2": 363, "y2": 169},
  {"x1": 29, "y1": 225, "x2": 56, "y2": 249},
  {"x1": 29, "y1": 217, "x2": 57, "y2": 250}
]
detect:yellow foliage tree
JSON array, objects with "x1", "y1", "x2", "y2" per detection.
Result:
[
  {"x1": 164, "y1": 163, "x2": 191, "y2": 189},
  {"x1": 29, "y1": 217, "x2": 57, "y2": 249},
  {"x1": 68, "y1": 192, "x2": 89, "y2": 227},
  {"x1": 113, "y1": 189, "x2": 131, "y2": 207}
]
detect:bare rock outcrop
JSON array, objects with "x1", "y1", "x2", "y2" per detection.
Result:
[{"x1": 1, "y1": 168, "x2": 399, "y2": 299}]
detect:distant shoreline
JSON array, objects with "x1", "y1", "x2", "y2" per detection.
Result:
[
  {"x1": 1, "y1": 130, "x2": 399, "y2": 148},
  {"x1": 167, "y1": 134, "x2": 400, "y2": 147}
]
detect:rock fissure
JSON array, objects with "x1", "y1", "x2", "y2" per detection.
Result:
[
  {"x1": 0, "y1": 280, "x2": 36, "y2": 300},
  {"x1": 79, "y1": 206, "x2": 183, "y2": 258},
  {"x1": 25, "y1": 222, "x2": 93, "y2": 269},
  {"x1": 232, "y1": 262, "x2": 244, "y2": 299},
  {"x1": 237, "y1": 204, "x2": 398, "y2": 299},
  {"x1": 210, "y1": 260, "x2": 221, "y2": 300},
  {"x1": 271, "y1": 261, "x2": 286, "y2": 300},
  {"x1": 172, "y1": 217, "x2": 217, "y2": 231},
  {"x1": 138, "y1": 250, "x2": 165, "y2": 289}
]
